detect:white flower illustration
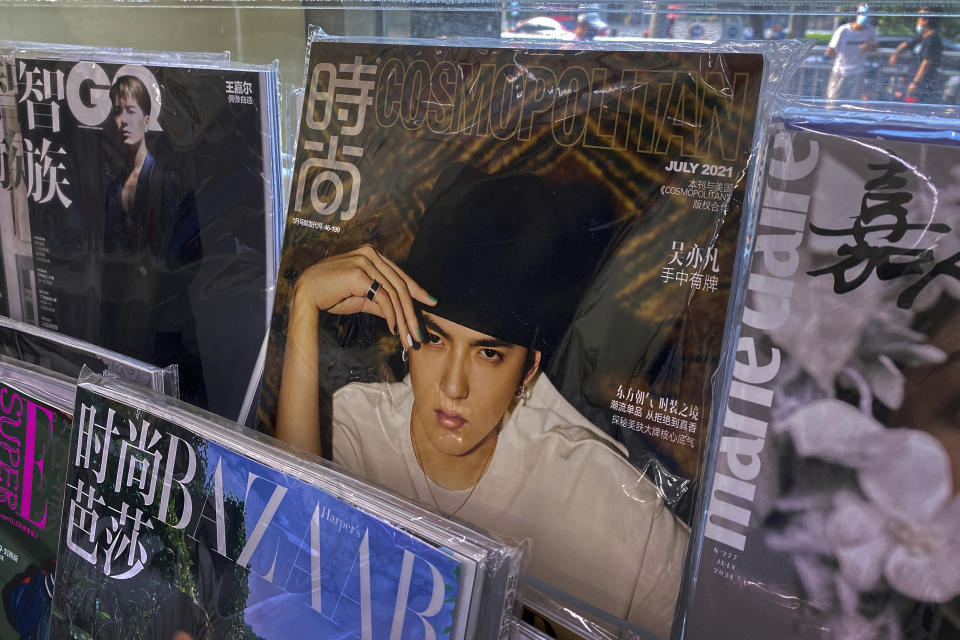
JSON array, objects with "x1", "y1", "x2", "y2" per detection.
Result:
[{"x1": 775, "y1": 399, "x2": 960, "y2": 603}]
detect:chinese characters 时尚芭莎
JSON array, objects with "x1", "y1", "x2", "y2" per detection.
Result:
[{"x1": 274, "y1": 167, "x2": 691, "y2": 637}]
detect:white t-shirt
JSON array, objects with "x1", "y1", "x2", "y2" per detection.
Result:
[
  {"x1": 828, "y1": 22, "x2": 877, "y2": 75},
  {"x1": 332, "y1": 373, "x2": 690, "y2": 638}
]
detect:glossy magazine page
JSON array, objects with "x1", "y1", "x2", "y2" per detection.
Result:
[
  {"x1": 258, "y1": 35, "x2": 764, "y2": 638},
  {"x1": 0, "y1": 54, "x2": 278, "y2": 420},
  {"x1": 53, "y1": 374, "x2": 476, "y2": 640},
  {"x1": 0, "y1": 54, "x2": 31, "y2": 324},
  {"x1": 0, "y1": 365, "x2": 73, "y2": 640},
  {"x1": 684, "y1": 112, "x2": 960, "y2": 640}
]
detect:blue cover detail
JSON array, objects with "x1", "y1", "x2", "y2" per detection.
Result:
[
  {"x1": 54, "y1": 384, "x2": 466, "y2": 640},
  {"x1": 778, "y1": 106, "x2": 960, "y2": 146},
  {"x1": 7, "y1": 569, "x2": 52, "y2": 640},
  {"x1": 205, "y1": 441, "x2": 462, "y2": 640}
]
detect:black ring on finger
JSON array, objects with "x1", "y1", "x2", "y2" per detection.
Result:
[{"x1": 366, "y1": 279, "x2": 381, "y2": 301}]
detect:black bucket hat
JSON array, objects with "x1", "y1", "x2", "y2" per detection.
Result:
[{"x1": 404, "y1": 166, "x2": 616, "y2": 358}]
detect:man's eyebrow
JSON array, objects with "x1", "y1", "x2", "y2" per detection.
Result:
[
  {"x1": 422, "y1": 316, "x2": 450, "y2": 340},
  {"x1": 471, "y1": 337, "x2": 514, "y2": 349},
  {"x1": 422, "y1": 316, "x2": 515, "y2": 350}
]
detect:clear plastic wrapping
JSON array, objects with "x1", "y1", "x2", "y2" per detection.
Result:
[
  {"x1": 522, "y1": 577, "x2": 663, "y2": 640},
  {"x1": 0, "y1": 39, "x2": 231, "y2": 64},
  {"x1": 257, "y1": 28, "x2": 808, "y2": 639},
  {"x1": 53, "y1": 369, "x2": 526, "y2": 639},
  {"x1": 680, "y1": 96, "x2": 960, "y2": 639},
  {"x1": 510, "y1": 616, "x2": 554, "y2": 640},
  {"x1": 0, "y1": 355, "x2": 75, "y2": 640},
  {"x1": 0, "y1": 352, "x2": 76, "y2": 413},
  {"x1": 0, "y1": 314, "x2": 178, "y2": 395},
  {"x1": 0, "y1": 42, "x2": 282, "y2": 423}
]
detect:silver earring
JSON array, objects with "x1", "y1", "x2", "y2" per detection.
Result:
[
  {"x1": 515, "y1": 382, "x2": 530, "y2": 404},
  {"x1": 401, "y1": 348, "x2": 409, "y2": 363}
]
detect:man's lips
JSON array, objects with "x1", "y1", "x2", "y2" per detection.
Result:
[{"x1": 434, "y1": 409, "x2": 467, "y2": 430}]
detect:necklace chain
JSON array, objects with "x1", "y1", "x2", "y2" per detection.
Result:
[{"x1": 410, "y1": 421, "x2": 499, "y2": 518}]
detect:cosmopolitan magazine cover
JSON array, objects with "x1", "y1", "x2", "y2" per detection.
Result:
[
  {"x1": 0, "y1": 54, "x2": 280, "y2": 420},
  {"x1": 685, "y1": 114, "x2": 960, "y2": 640},
  {"x1": 258, "y1": 37, "x2": 764, "y2": 637}
]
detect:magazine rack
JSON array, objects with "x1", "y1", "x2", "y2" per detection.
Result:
[{"x1": 1, "y1": 2, "x2": 958, "y2": 640}]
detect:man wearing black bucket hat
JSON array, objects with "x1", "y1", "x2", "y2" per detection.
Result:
[{"x1": 275, "y1": 168, "x2": 688, "y2": 636}]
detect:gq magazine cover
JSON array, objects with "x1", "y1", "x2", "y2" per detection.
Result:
[
  {"x1": 257, "y1": 36, "x2": 764, "y2": 638},
  {"x1": 685, "y1": 113, "x2": 960, "y2": 639},
  {"x1": 0, "y1": 54, "x2": 279, "y2": 421}
]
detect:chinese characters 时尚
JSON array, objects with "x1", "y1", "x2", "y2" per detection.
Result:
[{"x1": 259, "y1": 37, "x2": 766, "y2": 639}]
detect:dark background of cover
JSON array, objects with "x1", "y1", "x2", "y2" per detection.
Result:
[
  {"x1": 15, "y1": 59, "x2": 270, "y2": 421},
  {"x1": 0, "y1": 61, "x2": 14, "y2": 320},
  {"x1": 50, "y1": 384, "x2": 257, "y2": 640},
  {"x1": 258, "y1": 42, "x2": 762, "y2": 523}
]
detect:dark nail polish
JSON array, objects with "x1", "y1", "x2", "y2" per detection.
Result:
[
  {"x1": 393, "y1": 324, "x2": 398, "y2": 335},
  {"x1": 412, "y1": 340, "x2": 421, "y2": 350},
  {"x1": 428, "y1": 294, "x2": 437, "y2": 303},
  {"x1": 417, "y1": 326, "x2": 424, "y2": 341}
]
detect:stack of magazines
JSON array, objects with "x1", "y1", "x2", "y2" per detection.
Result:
[
  {"x1": 0, "y1": 37, "x2": 534, "y2": 640},
  {"x1": 0, "y1": 43, "x2": 283, "y2": 423},
  {"x1": 51, "y1": 371, "x2": 526, "y2": 639},
  {"x1": 0, "y1": 352, "x2": 526, "y2": 640}
]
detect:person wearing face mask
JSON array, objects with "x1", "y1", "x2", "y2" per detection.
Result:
[
  {"x1": 275, "y1": 168, "x2": 690, "y2": 637},
  {"x1": 101, "y1": 75, "x2": 206, "y2": 405},
  {"x1": 825, "y1": 4, "x2": 878, "y2": 101},
  {"x1": 889, "y1": 6, "x2": 943, "y2": 103}
]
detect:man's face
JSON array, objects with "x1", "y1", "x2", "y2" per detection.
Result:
[
  {"x1": 917, "y1": 13, "x2": 930, "y2": 31},
  {"x1": 113, "y1": 96, "x2": 148, "y2": 148},
  {"x1": 409, "y1": 311, "x2": 538, "y2": 456}
]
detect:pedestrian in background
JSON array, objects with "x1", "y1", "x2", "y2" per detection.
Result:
[
  {"x1": 889, "y1": 6, "x2": 943, "y2": 103},
  {"x1": 825, "y1": 4, "x2": 878, "y2": 101}
]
